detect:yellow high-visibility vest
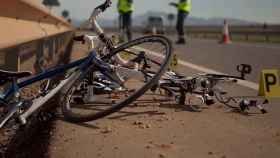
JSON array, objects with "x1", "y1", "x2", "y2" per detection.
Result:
[
  {"x1": 118, "y1": 0, "x2": 133, "y2": 13},
  {"x1": 178, "y1": 0, "x2": 192, "y2": 13}
]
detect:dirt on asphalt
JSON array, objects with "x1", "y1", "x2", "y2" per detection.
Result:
[
  {"x1": 2, "y1": 36, "x2": 279, "y2": 158},
  {"x1": 48, "y1": 98, "x2": 280, "y2": 158},
  {"x1": 47, "y1": 40, "x2": 280, "y2": 158}
]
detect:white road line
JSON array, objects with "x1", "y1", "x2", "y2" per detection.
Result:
[{"x1": 135, "y1": 46, "x2": 259, "y2": 91}]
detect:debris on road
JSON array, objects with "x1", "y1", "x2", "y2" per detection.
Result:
[
  {"x1": 145, "y1": 144, "x2": 152, "y2": 149},
  {"x1": 133, "y1": 121, "x2": 152, "y2": 129},
  {"x1": 208, "y1": 151, "x2": 214, "y2": 155},
  {"x1": 158, "y1": 153, "x2": 166, "y2": 158},
  {"x1": 101, "y1": 126, "x2": 113, "y2": 134},
  {"x1": 157, "y1": 144, "x2": 173, "y2": 149}
]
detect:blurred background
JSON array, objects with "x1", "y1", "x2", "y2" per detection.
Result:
[{"x1": 46, "y1": 0, "x2": 280, "y2": 27}]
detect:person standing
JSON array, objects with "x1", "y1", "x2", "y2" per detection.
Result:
[
  {"x1": 118, "y1": 0, "x2": 133, "y2": 41},
  {"x1": 169, "y1": 0, "x2": 192, "y2": 44}
]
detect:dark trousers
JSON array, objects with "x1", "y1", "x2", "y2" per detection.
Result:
[
  {"x1": 119, "y1": 12, "x2": 132, "y2": 41},
  {"x1": 176, "y1": 12, "x2": 188, "y2": 39}
]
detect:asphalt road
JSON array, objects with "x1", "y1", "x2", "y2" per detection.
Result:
[
  {"x1": 167, "y1": 36, "x2": 280, "y2": 83},
  {"x1": 48, "y1": 35, "x2": 280, "y2": 158}
]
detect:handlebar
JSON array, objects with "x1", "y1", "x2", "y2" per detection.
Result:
[
  {"x1": 74, "y1": 0, "x2": 114, "y2": 51},
  {"x1": 95, "y1": 0, "x2": 112, "y2": 12},
  {"x1": 89, "y1": 0, "x2": 114, "y2": 51},
  {"x1": 89, "y1": 0, "x2": 112, "y2": 35}
]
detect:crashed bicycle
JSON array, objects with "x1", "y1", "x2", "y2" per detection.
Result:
[
  {"x1": 152, "y1": 64, "x2": 269, "y2": 114},
  {"x1": 0, "y1": 0, "x2": 172, "y2": 128}
]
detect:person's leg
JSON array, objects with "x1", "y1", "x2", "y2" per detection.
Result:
[
  {"x1": 183, "y1": 12, "x2": 189, "y2": 39},
  {"x1": 127, "y1": 12, "x2": 132, "y2": 41},
  {"x1": 119, "y1": 14, "x2": 123, "y2": 31},
  {"x1": 119, "y1": 14, "x2": 125, "y2": 42},
  {"x1": 176, "y1": 12, "x2": 187, "y2": 44},
  {"x1": 123, "y1": 13, "x2": 132, "y2": 41}
]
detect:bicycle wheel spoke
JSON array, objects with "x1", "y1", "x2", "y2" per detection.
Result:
[{"x1": 60, "y1": 35, "x2": 172, "y2": 123}]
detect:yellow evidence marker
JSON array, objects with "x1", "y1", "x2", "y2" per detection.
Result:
[
  {"x1": 169, "y1": 54, "x2": 178, "y2": 72},
  {"x1": 258, "y1": 69, "x2": 280, "y2": 97}
]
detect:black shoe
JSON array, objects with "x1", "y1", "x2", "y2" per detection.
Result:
[{"x1": 176, "y1": 38, "x2": 186, "y2": 44}]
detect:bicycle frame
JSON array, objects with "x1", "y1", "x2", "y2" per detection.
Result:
[
  {"x1": 0, "y1": 49, "x2": 120, "y2": 127},
  {"x1": 1, "y1": 52, "x2": 93, "y2": 100},
  {"x1": 153, "y1": 68, "x2": 269, "y2": 114},
  {"x1": 0, "y1": 0, "x2": 123, "y2": 127}
]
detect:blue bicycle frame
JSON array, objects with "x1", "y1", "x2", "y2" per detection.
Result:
[
  {"x1": 0, "y1": 49, "x2": 114, "y2": 104},
  {"x1": 0, "y1": 0, "x2": 119, "y2": 128}
]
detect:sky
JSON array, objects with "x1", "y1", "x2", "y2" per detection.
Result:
[{"x1": 52, "y1": 0, "x2": 280, "y2": 24}]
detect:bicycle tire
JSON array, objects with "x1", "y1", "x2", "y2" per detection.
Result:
[{"x1": 60, "y1": 35, "x2": 172, "y2": 123}]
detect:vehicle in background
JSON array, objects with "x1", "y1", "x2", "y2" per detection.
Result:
[{"x1": 143, "y1": 16, "x2": 165, "y2": 34}]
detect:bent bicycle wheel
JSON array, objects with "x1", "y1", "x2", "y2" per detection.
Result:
[
  {"x1": 214, "y1": 81, "x2": 240, "y2": 109},
  {"x1": 61, "y1": 35, "x2": 172, "y2": 122}
]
